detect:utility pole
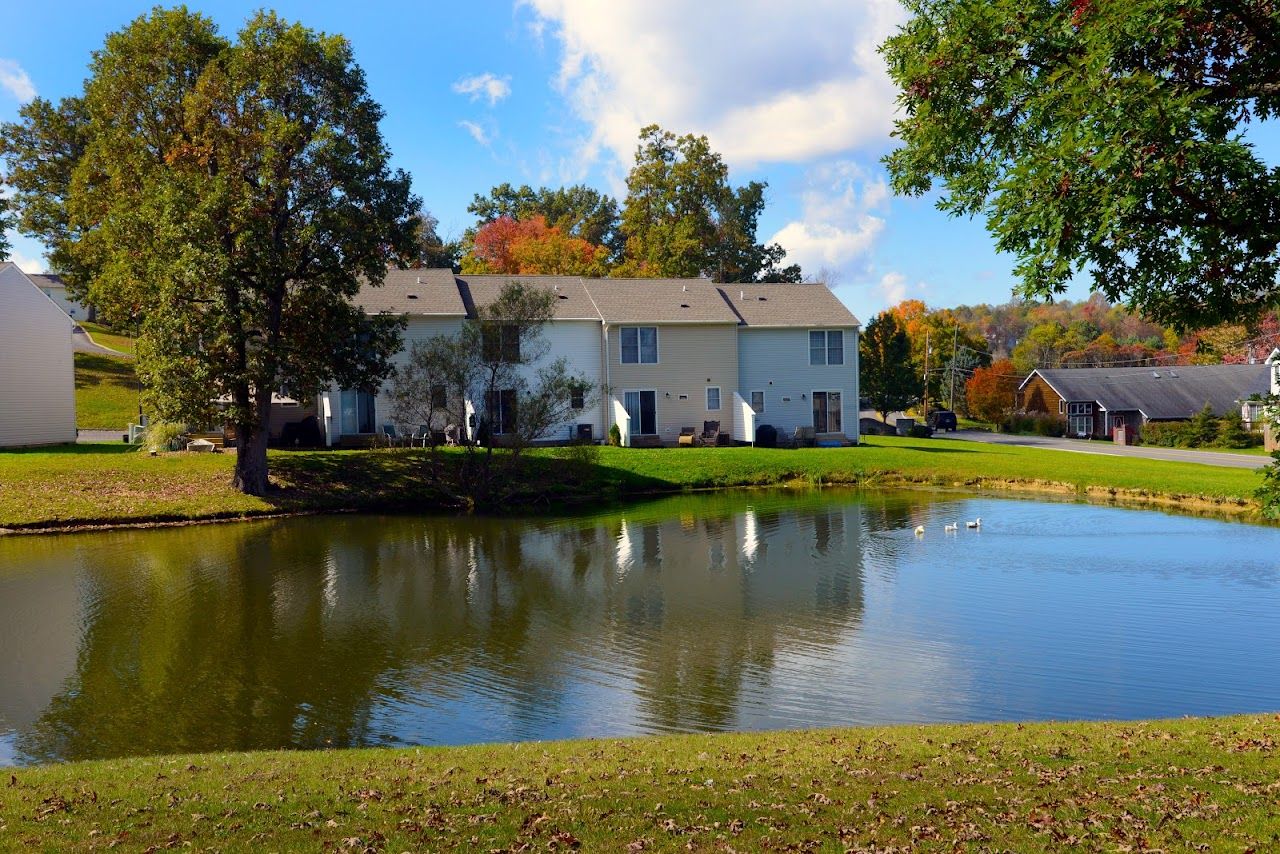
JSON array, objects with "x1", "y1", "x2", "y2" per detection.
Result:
[
  {"x1": 948, "y1": 325, "x2": 959, "y2": 411},
  {"x1": 922, "y1": 329, "x2": 930, "y2": 421}
]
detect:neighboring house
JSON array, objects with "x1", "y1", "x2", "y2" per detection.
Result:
[
  {"x1": 25, "y1": 273, "x2": 90, "y2": 321},
  {"x1": 321, "y1": 270, "x2": 862, "y2": 447},
  {"x1": 0, "y1": 262, "x2": 77, "y2": 447},
  {"x1": 1018, "y1": 364, "x2": 1270, "y2": 439},
  {"x1": 589, "y1": 278, "x2": 742, "y2": 446},
  {"x1": 725, "y1": 283, "x2": 860, "y2": 445}
]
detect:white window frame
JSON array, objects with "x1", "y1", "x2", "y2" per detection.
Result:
[
  {"x1": 706, "y1": 386, "x2": 721, "y2": 411},
  {"x1": 808, "y1": 330, "x2": 844, "y2": 366},
  {"x1": 1058, "y1": 400, "x2": 1067, "y2": 415},
  {"x1": 620, "y1": 326, "x2": 659, "y2": 364},
  {"x1": 749, "y1": 390, "x2": 765, "y2": 414},
  {"x1": 811, "y1": 389, "x2": 844, "y2": 433}
]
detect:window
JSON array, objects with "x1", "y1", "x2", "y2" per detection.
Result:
[
  {"x1": 570, "y1": 385, "x2": 585, "y2": 410},
  {"x1": 1059, "y1": 400, "x2": 1067, "y2": 415},
  {"x1": 809, "y1": 330, "x2": 844, "y2": 365},
  {"x1": 750, "y1": 390, "x2": 765, "y2": 414},
  {"x1": 1067, "y1": 402, "x2": 1093, "y2": 415},
  {"x1": 620, "y1": 326, "x2": 658, "y2": 364},
  {"x1": 706, "y1": 386, "x2": 721, "y2": 411},
  {"x1": 1067, "y1": 401, "x2": 1093, "y2": 436},
  {"x1": 485, "y1": 388, "x2": 517, "y2": 434},
  {"x1": 430, "y1": 384, "x2": 447, "y2": 410},
  {"x1": 481, "y1": 323, "x2": 520, "y2": 363}
]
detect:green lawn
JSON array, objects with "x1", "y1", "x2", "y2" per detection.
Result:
[
  {"x1": 0, "y1": 436, "x2": 1268, "y2": 531},
  {"x1": 77, "y1": 320, "x2": 136, "y2": 354},
  {"x1": 2, "y1": 714, "x2": 1277, "y2": 852},
  {"x1": 73, "y1": 352, "x2": 141, "y2": 430}
]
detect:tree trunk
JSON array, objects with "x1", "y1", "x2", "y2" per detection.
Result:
[{"x1": 232, "y1": 424, "x2": 270, "y2": 496}]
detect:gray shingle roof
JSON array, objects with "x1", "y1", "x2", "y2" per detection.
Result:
[
  {"x1": 354, "y1": 268, "x2": 465, "y2": 316},
  {"x1": 27, "y1": 273, "x2": 66, "y2": 289},
  {"x1": 456, "y1": 274, "x2": 601, "y2": 321},
  {"x1": 583, "y1": 278, "x2": 740, "y2": 324},
  {"x1": 1028, "y1": 364, "x2": 1270, "y2": 419},
  {"x1": 718, "y1": 283, "x2": 860, "y2": 328}
]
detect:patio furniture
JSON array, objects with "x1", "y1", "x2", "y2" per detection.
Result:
[
  {"x1": 699, "y1": 420, "x2": 720, "y2": 446},
  {"x1": 677, "y1": 427, "x2": 696, "y2": 446},
  {"x1": 380, "y1": 423, "x2": 404, "y2": 447},
  {"x1": 411, "y1": 424, "x2": 431, "y2": 447},
  {"x1": 793, "y1": 425, "x2": 816, "y2": 448}
]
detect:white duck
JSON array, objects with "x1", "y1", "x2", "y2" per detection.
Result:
[
  {"x1": 965, "y1": 517, "x2": 982, "y2": 529},
  {"x1": 913, "y1": 525, "x2": 925, "y2": 536},
  {"x1": 944, "y1": 522, "x2": 958, "y2": 533}
]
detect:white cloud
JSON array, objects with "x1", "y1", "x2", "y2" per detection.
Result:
[
  {"x1": 7, "y1": 244, "x2": 44, "y2": 274},
  {"x1": 522, "y1": 0, "x2": 905, "y2": 169},
  {"x1": 452, "y1": 72, "x2": 512, "y2": 106},
  {"x1": 877, "y1": 271, "x2": 907, "y2": 304},
  {"x1": 0, "y1": 59, "x2": 36, "y2": 102},
  {"x1": 768, "y1": 161, "x2": 888, "y2": 272},
  {"x1": 458, "y1": 120, "x2": 493, "y2": 148}
]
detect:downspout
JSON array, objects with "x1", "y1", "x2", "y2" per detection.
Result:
[{"x1": 601, "y1": 322, "x2": 611, "y2": 441}]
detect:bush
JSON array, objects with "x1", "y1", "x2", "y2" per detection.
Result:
[
  {"x1": 607, "y1": 423, "x2": 622, "y2": 447},
  {"x1": 554, "y1": 440, "x2": 601, "y2": 481},
  {"x1": 907, "y1": 424, "x2": 934, "y2": 438},
  {"x1": 1138, "y1": 421, "x2": 1189, "y2": 447},
  {"x1": 142, "y1": 421, "x2": 188, "y2": 453},
  {"x1": 1139, "y1": 410, "x2": 1262, "y2": 449},
  {"x1": 1216, "y1": 411, "x2": 1259, "y2": 449},
  {"x1": 1032, "y1": 414, "x2": 1066, "y2": 437}
]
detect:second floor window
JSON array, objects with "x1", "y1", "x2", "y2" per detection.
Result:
[
  {"x1": 482, "y1": 323, "x2": 521, "y2": 363},
  {"x1": 809, "y1": 330, "x2": 844, "y2": 365},
  {"x1": 621, "y1": 326, "x2": 658, "y2": 364}
]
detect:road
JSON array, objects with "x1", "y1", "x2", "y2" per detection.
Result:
[{"x1": 947, "y1": 428, "x2": 1270, "y2": 470}]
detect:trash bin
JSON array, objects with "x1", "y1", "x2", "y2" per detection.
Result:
[{"x1": 755, "y1": 423, "x2": 777, "y2": 448}]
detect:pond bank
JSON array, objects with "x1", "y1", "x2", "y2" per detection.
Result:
[
  {"x1": 0, "y1": 436, "x2": 1268, "y2": 535},
  {"x1": 3, "y1": 714, "x2": 1277, "y2": 851}
]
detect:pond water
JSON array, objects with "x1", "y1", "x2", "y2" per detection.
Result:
[{"x1": 2, "y1": 490, "x2": 1279, "y2": 766}]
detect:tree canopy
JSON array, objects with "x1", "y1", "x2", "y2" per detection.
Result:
[
  {"x1": 1, "y1": 8, "x2": 418, "y2": 494},
  {"x1": 467, "y1": 183, "x2": 622, "y2": 257},
  {"x1": 882, "y1": 0, "x2": 1280, "y2": 330},
  {"x1": 860, "y1": 311, "x2": 918, "y2": 422}
]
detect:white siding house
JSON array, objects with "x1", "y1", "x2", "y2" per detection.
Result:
[
  {"x1": 0, "y1": 263, "x2": 77, "y2": 447},
  {"x1": 27, "y1": 274, "x2": 90, "y2": 321},
  {"x1": 724, "y1": 284, "x2": 861, "y2": 444}
]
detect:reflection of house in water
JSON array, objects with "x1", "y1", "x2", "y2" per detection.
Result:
[{"x1": 1, "y1": 497, "x2": 868, "y2": 764}]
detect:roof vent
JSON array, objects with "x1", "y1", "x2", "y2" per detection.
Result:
[
  {"x1": 557, "y1": 294, "x2": 569, "y2": 300},
  {"x1": 416, "y1": 276, "x2": 424, "y2": 285},
  {"x1": 1168, "y1": 370, "x2": 1179, "y2": 377},
  {"x1": 757, "y1": 296, "x2": 767, "y2": 301},
  {"x1": 682, "y1": 284, "x2": 688, "y2": 292},
  {"x1": 406, "y1": 293, "x2": 419, "y2": 300},
  {"x1": 739, "y1": 290, "x2": 745, "y2": 300},
  {"x1": 1151, "y1": 371, "x2": 1161, "y2": 378}
]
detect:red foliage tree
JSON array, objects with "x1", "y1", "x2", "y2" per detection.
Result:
[{"x1": 965, "y1": 359, "x2": 1021, "y2": 424}]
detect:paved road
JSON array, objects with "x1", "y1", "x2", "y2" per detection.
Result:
[
  {"x1": 71, "y1": 325, "x2": 129, "y2": 357},
  {"x1": 948, "y1": 428, "x2": 1271, "y2": 470}
]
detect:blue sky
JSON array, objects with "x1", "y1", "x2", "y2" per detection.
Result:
[{"x1": 1, "y1": 0, "x2": 1105, "y2": 322}]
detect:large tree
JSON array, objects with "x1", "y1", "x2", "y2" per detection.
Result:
[
  {"x1": 882, "y1": 0, "x2": 1280, "y2": 329},
  {"x1": 2, "y1": 8, "x2": 418, "y2": 494},
  {"x1": 468, "y1": 182, "x2": 622, "y2": 257},
  {"x1": 620, "y1": 124, "x2": 801, "y2": 282},
  {"x1": 404, "y1": 206, "x2": 460, "y2": 271},
  {"x1": 860, "y1": 310, "x2": 918, "y2": 423},
  {"x1": 0, "y1": 195, "x2": 11, "y2": 261}
]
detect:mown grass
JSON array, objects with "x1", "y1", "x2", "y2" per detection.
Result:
[
  {"x1": 77, "y1": 321, "x2": 135, "y2": 354},
  {"x1": 2, "y1": 715, "x2": 1277, "y2": 852},
  {"x1": 73, "y1": 352, "x2": 140, "y2": 430},
  {"x1": 0, "y1": 436, "x2": 1266, "y2": 531}
]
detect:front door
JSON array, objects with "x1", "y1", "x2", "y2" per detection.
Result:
[
  {"x1": 812, "y1": 391, "x2": 842, "y2": 433},
  {"x1": 624, "y1": 390, "x2": 657, "y2": 434}
]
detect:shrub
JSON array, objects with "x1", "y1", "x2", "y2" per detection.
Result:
[
  {"x1": 142, "y1": 421, "x2": 188, "y2": 453},
  {"x1": 1031, "y1": 414, "x2": 1066, "y2": 437},
  {"x1": 1215, "y1": 411, "x2": 1259, "y2": 449},
  {"x1": 607, "y1": 423, "x2": 622, "y2": 447},
  {"x1": 1185, "y1": 403, "x2": 1219, "y2": 447},
  {"x1": 1139, "y1": 421, "x2": 1189, "y2": 447},
  {"x1": 908, "y1": 424, "x2": 934, "y2": 438}
]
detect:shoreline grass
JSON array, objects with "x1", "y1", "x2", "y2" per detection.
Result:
[
  {"x1": 2, "y1": 714, "x2": 1277, "y2": 851},
  {"x1": 0, "y1": 436, "x2": 1268, "y2": 533}
]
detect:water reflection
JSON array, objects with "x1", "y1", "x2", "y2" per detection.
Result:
[{"x1": 4, "y1": 489, "x2": 1280, "y2": 766}]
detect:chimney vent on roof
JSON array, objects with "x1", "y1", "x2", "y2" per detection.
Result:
[
  {"x1": 416, "y1": 276, "x2": 423, "y2": 285},
  {"x1": 406, "y1": 294, "x2": 418, "y2": 300},
  {"x1": 739, "y1": 290, "x2": 745, "y2": 300},
  {"x1": 1152, "y1": 371, "x2": 1161, "y2": 378},
  {"x1": 1168, "y1": 370, "x2": 1179, "y2": 377}
]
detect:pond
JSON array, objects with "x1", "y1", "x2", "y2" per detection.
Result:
[{"x1": 2, "y1": 490, "x2": 1279, "y2": 766}]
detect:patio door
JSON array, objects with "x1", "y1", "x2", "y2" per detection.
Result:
[
  {"x1": 339, "y1": 390, "x2": 376, "y2": 434},
  {"x1": 812, "y1": 391, "x2": 842, "y2": 433},
  {"x1": 624, "y1": 390, "x2": 657, "y2": 435}
]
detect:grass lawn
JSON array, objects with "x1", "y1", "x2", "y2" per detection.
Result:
[
  {"x1": 0, "y1": 436, "x2": 1268, "y2": 531},
  {"x1": 74, "y1": 352, "x2": 141, "y2": 430},
  {"x1": 77, "y1": 320, "x2": 135, "y2": 354},
  {"x1": 2, "y1": 714, "x2": 1277, "y2": 851}
]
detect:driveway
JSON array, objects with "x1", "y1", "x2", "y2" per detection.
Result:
[
  {"x1": 72, "y1": 325, "x2": 129, "y2": 357},
  {"x1": 948, "y1": 429, "x2": 1271, "y2": 470}
]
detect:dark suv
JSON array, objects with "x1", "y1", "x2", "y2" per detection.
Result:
[{"x1": 928, "y1": 409, "x2": 958, "y2": 432}]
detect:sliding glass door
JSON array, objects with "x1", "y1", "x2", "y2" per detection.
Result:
[{"x1": 623, "y1": 390, "x2": 657, "y2": 435}]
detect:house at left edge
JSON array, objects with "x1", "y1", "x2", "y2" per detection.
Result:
[
  {"x1": 0, "y1": 262, "x2": 77, "y2": 447},
  {"x1": 316, "y1": 270, "x2": 862, "y2": 448}
]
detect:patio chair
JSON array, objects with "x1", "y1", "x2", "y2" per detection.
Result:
[
  {"x1": 411, "y1": 424, "x2": 431, "y2": 447},
  {"x1": 380, "y1": 423, "x2": 402, "y2": 447},
  {"x1": 699, "y1": 420, "x2": 720, "y2": 446},
  {"x1": 677, "y1": 426, "x2": 696, "y2": 446}
]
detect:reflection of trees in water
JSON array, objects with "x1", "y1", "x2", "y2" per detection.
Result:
[{"x1": 17, "y1": 490, "x2": 880, "y2": 763}]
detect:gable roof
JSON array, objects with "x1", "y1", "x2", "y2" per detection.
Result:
[
  {"x1": 353, "y1": 268, "x2": 465, "y2": 316},
  {"x1": 456, "y1": 274, "x2": 601, "y2": 321},
  {"x1": 26, "y1": 273, "x2": 67, "y2": 291},
  {"x1": 1025, "y1": 364, "x2": 1270, "y2": 419},
  {"x1": 583, "y1": 277, "x2": 740, "y2": 324},
  {"x1": 718, "y1": 283, "x2": 860, "y2": 328}
]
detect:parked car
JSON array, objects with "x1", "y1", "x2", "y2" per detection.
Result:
[{"x1": 928, "y1": 409, "x2": 958, "y2": 432}]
